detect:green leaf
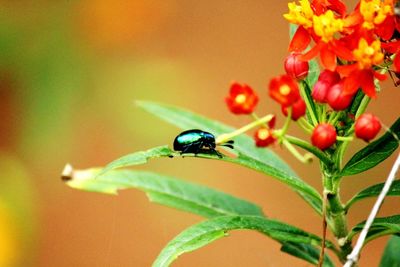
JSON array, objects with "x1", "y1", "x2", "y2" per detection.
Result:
[
  {"x1": 280, "y1": 242, "x2": 334, "y2": 267},
  {"x1": 348, "y1": 215, "x2": 400, "y2": 243},
  {"x1": 341, "y1": 118, "x2": 400, "y2": 176},
  {"x1": 135, "y1": 101, "x2": 322, "y2": 213},
  {"x1": 153, "y1": 215, "x2": 329, "y2": 267},
  {"x1": 136, "y1": 101, "x2": 296, "y2": 176},
  {"x1": 64, "y1": 167, "x2": 264, "y2": 218},
  {"x1": 379, "y1": 235, "x2": 400, "y2": 267},
  {"x1": 98, "y1": 145, "x2": 322, "y2": 214},
  {"x1": 346, "y1": 180, "x2": 400, "y2": 210}
]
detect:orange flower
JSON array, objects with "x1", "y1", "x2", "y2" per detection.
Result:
[
  {"x1": 337, "y1": 38, "x2": 386, "y2": 97},
  {"x1": 225, "y1": 82, "x2": 259, "y2": 114}
]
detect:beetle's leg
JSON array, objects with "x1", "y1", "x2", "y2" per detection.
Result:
[{"x1": 203, "y1": 143, "x2": 223, "y2": 158}]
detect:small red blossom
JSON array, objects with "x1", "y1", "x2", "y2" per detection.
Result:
[
  {"x1": 355, "y1": 113, "x2": 381, "y2": 142},
  {"x1": 284, "y1": 53, "x2": 309, "y2": 80},
  {"x1": 254, "y1": 128, "x2": 276, "y2": 147},
  {"x1": 326, "y1": 82, "x2": 354, "y2": 110},
  {"x1": 281, "y1": 98, "x2": 306, "y2": 121},
  {"x1": 311, "y1": 123, "x2": 337, "y2": 150},
  {"x1": 225, "y1": 82, "x2": 259, "y2": 114},
  {"x1": 269, "y1": 75, "x2": 300, "y2": 106}
]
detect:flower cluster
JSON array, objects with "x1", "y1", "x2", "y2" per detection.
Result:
[{"x1": 223, "y1": 0, "x2": 394, "y2": 154}]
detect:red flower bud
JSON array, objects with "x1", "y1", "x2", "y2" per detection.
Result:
[
  {"x1": 281, "y1": 98, "x2": 306, "y2": 121},
  {"x1": 254, "y1": 128, "x2": 276, "y2": 147},
  {"x1": 355, "y1": 113, "x2": 381, "y2": 142},
  {"x1": 311, "y1": 123, "x2": 337, "y2": 150},
  {"x1": 284, "y1": 53, "x2": 309, "y2": 80},
  {"x1": 269, "y1": 75, "x2": 300, "y2": 106},
  {"x1": 318, "y1": 70, "x2": 340, "y2": 85},
  {"x1": 312, "y1": 80, "x2": 330, "y2": 103},
  {"x1": 326, "y1": 82, "x2": 353, "y2": 111},
  {"x1": 225, "y1": 82, "x2": 259, "y2": 114}
]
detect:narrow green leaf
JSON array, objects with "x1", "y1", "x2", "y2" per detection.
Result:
[
  {"x1": 379, "y1": 235, "x2": 400, "y2": 267},
  {"x1": 135, "y1": 101, "x2": 321, "y2": 213},
  {"x1": 348, "y1": 89, "x2": 365, "y2": 115},
  {"x1": 341, "y1": 118, "x2": 400, "y2": 176},
  {"x1": 280, "y1": 242, "x2": 334, "y2": 267},
  {"x1": 64, "y1": 168, "x2": 264, "y2": 218},
  {"x1": 153, "y1": 215, "x2": 328, "y2": 267},
  {"x1": 348, "y1": 215, "x2": 400, "y2": 243},
  {"x1": 136, "y1": 100, "x2": 296, "y2": 177},
  {"x1": 98, "y1": 145, "x2": 322, "y2": 214},
  {"x1": 346, "y1": 180, "x2": 400, "y2": 210}
]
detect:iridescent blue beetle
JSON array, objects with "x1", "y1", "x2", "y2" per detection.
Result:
[{"x1": 173, "y1": 129, "x2": 234, "y2": 158}]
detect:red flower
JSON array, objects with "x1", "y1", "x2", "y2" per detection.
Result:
[
  {"x1": 284, "y1": 52, "x2": 309, "y2": 80},
  {"x1": 355, "y1": 113, "x2": 381, "y2": 142},
  {"x1": 326, "y1": 82, "x2": 354, "y2": 110},
  {"x1": 281, "y1": 98, "x2": 306, "y2": 121},
  {"x1": 225, "y1": 82, "x2": 259, "y2": 114},
  {"x1": 269, "y1": 75, "x2": 300, "y2": 106},
  {"x1": 254, "y1": 128, "x2": 276, "y2": 147},
  {"x1": 311, "y1": 123, "x2": 337, "y2": 150}
]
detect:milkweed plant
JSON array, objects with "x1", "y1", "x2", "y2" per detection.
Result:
[{"x1": 63, "y1": 0, "x2": 400, "y2": 266}]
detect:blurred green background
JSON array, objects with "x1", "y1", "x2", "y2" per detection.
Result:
[{"x1": 1, "y1": 1, "x2": 399, "y2": 266}]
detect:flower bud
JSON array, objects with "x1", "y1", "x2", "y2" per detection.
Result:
[
  {"x1": 225, "y1": 82, "x2": 259, "y2": 114},
  {"x1": 284, "y1": 53, "x2": 309, "y2": 80},
  {"x1": 281, "y1": 98, "x2": 306, "y2": 121},
  {"x1": 326, "y1": 82, "x2": 353, "y2": 111},
  {"x1": 355, "y1": 113, "x2": 381, "y2": 142},
  {"x1": 254, "y1": 128, "x2": 276, "y2": 147},
  {"x1": 312, "y1": 80, "x2": 330, "y2": 103},
  {"x1": 318, "y1": 70, "x2": 340, "y2": 85},
  {"x1": 311, "y1": 123, "x2": 337, "y2": 150}
]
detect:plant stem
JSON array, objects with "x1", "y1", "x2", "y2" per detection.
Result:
[
  {"x1": 322, "y1": 165, "x2": 353, "y2": 262},
  {"x1": 215, "y1": 114, "x2": 275, "y2": 144},
  {"x1": 318, "y1": 192, "x2": 328, "y2": 267},
  {"x1": 300, "y1": 81, "x2": 319, "y2": 126},
  {"x1": 343, "y1": 152, "x2": 400, "y2": 267},
  {"x1": 285, "y1": 135, "x2": 332, "y2": 165}
]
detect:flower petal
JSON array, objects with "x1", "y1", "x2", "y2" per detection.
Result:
[
  {"x1": 375, "y1": 16, "x2": 395, "y2": 41},
  {"x1": 289, "y1": 26, "x2": 311, "y2": 52},
  {"x1": 359, "y1": 70, "x2": 376, "y2": 98},
  {"x1": 320, "y1": 45, "x2": 336, "y2": 71}
]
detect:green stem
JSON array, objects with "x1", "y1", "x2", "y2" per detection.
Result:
[
  {"x1": 216, "y1": 114, "x2": 275, "y2": 144},
  {"x1": 355, "y1": 95, "x2": 371, "y2": 119},
  {"x1": 281, "y1": 138, "x2": 313, "y2": 163},
  {"x1": 285, "y1": 135, "x2": 332, "y2": 166},
  {"x1": 300, "y1": 81, "x2": 319, "y2": 126},
  {"x1": 322, "y1": 167, "x2": 353, "y2": 262}
]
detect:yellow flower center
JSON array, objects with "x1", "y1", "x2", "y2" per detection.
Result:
[
  {"x1": 235, "y1": 94, "x2": 247, "y2": 104},
  {"x1": 313, "y1": 10, "x2": 344, "y2": 42},
  {"x1": 360, "y1": 0, "x2": 393, "y2": 30},
  {"x1": 283, "y1": 0, "x2": 314, "y2": 29},
  {"x1": 279, "y1": 85, "x2": 291, "y2": 96},
  {"x1": 258, "y1": 129, "x2": 270, "y2": 140},
  {"x1": 353, "y1": 38, "x2": 384, "y2": 69}
]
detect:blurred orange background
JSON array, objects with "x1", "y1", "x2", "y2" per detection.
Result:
[{"x1": 1, "y1": 1, "x2": 399, "y2": 266}]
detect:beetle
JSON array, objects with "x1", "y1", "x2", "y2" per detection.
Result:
[{"x1": 173, "y1": 129, "x2": 234, "y2": 158}]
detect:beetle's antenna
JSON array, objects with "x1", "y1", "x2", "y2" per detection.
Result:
[{"x1": 219, "y1": 143, "x2": 234, "y2": 149}]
